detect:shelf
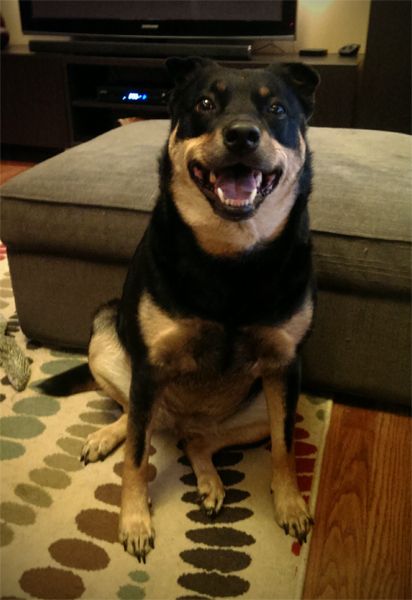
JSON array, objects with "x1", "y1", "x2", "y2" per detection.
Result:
[{"x1": 71, "y1": 99, "x2": 168, "y2": 114}]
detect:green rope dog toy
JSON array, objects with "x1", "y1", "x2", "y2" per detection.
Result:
[{"x1": 0, "y1": 313, "x2": 31, "y2": 391}]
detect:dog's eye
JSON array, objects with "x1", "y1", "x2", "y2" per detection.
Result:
[
  {"x1": 196, "y1": 97, "x2": 216, "y2": 112},
  {"x1": 268, "y1": 102, "x2": 286, "y2": 116}
]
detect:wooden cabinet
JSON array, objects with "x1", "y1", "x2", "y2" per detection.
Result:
[
  {"x1": 1, "y1": 50, "x2": 70, "y2": 148},
  {"x1": 1, "y1": 45, "x2": 360, "y2": 150},
  {"x1": 355, "y1": 0, "x2": 411, "y2": 134}
]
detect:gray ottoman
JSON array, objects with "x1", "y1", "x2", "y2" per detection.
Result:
[{"x1": 1, "y1": 121, "x2": 411, "y2": 405}]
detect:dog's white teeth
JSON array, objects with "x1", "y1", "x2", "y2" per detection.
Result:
[
  {"x1": 209, "y1": 171, "x2": 217, "y2": 184},
  {"x1": 254, "y1": 171, "x2": 263, "y2": 187},
  {"x1": 217, "y1": 187, "x2": 226, "y2": 203},
  {"x1": 249, "y1": 188, "x2": 257, "y2": 202},
  {"x1": 217, "y1": 187, "x2": 256, "y2": 207}
]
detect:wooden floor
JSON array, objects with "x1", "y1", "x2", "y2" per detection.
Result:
[
  {"x1": 303, "y1": 402, "x2": 411, "y2": 599},
  {"x1": 1, "y1": 159, "x2": 411, "y2": 599},
  {"x1": 0, "y1": 159, "x2": 37, "y2": 184}
]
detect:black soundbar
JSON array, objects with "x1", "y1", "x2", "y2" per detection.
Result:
[{"x1": 29, "y1": 39, "x2": 253, "y2": 60}]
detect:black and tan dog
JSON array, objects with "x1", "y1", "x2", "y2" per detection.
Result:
[{"x1": 42, "y1": 57, "x2": 320, "y2": 562}]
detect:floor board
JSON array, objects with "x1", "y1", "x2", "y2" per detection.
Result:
[
  {"x1": 303, "y1": 402, "x2": 411, "y2": 599},
  {"x1": 0, "y1": 160, "x2": 35, "y2": 185}
]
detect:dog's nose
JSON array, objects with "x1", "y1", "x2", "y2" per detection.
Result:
[{"x1": 223, "y1": 122, "x2": 261, "y2": 153}]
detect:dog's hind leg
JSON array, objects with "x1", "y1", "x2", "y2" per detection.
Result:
[
  {"x1": 81, "y1": 303, "x2": 132, "y2": 464},
  {"x1": 184, "y1": 394, "x2": 270, "y2": 516}
]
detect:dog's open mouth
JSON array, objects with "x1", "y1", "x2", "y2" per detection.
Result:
[{"x1": 189, "y1": 161, "x2": 282, "y2": 220}]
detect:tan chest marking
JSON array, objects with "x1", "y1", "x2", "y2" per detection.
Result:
[
  {"x1": 168, "y1": 126, "x2": 307, "y2": 257},
  {"x1": 138, "y1": 291, "x2": 201, "y2": 374},
  {"x1": 139, "y1": 288, "x2": 313, "y2": 375},
  {"x1": 250, "y1": 295, "x2": 314, "y2": 373}
]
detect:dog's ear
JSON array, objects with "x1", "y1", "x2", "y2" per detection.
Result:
[
  {"x1": 166, "y1": 56, "x2": 215, "y2": 85},
  {"x1": 274, "y1": 63, "x2": 320, "y2": 118}
]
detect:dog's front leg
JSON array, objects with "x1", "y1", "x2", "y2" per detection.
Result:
[
  {"x1": 119, "y1": 370, "x2": 156, "y2": 562},
  {"x1": 263, "y1": 358, "x2": 313, "y2": 544}
]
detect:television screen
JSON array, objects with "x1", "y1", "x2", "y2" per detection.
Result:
[{"x1": 19, "y1": 0, "x2": 297, "y2": 39}]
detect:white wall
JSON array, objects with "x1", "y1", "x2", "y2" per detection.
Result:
[
  {"x1": 1, "y1": 0, "x2": 371, "y2": 53},
  {"x1": 2, "y1": 0, "x2": 30, "y2": 45},
  {"x1": 296, "y1": 0, "x2": 371, "y2": 53}
]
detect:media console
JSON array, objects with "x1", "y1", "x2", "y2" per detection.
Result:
[{"x1": 1, "y1": 45, "x2": 361, "y2": 151}]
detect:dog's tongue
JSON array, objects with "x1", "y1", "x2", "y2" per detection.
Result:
[{"x1": 215, "y1": 168, "x2": 257, "y2": 203}]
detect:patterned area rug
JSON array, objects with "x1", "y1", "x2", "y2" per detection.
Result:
[{"x1": 0, "y1": 248, "x2": 332, "y2": 600}]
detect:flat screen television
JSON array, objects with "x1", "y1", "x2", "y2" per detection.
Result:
[{"x1": 19, "y1": 0, "x2": 297, "y2": 41}]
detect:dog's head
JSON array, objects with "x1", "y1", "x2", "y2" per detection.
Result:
[{"x1": 165, "y1": 58, "x2": 319, "y2": 252}]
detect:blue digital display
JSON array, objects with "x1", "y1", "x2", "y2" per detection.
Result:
[{"x1": 122, "y1": 91, "x2": 149, "y2": 102}]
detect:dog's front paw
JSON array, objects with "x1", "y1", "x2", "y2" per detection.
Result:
[
  {"x1": 119, "y1": 508, "x2": 155, "y2": 562},
  {"x1": 81, "y1": 430, "x2": 117, "y2": 464},
  {"x1": 273, "y1": 488, "x2": 314, "y2": 544},
  {"x1": 197, "y1": 474, "x2": 225, "y2": 516}
]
